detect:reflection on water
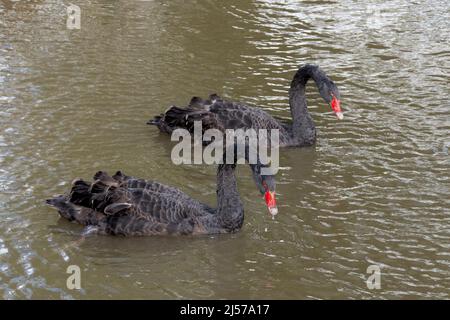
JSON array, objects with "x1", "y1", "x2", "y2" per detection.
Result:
[{"x1": 0, "y1": 0, "x2": 449, "y2": 299}]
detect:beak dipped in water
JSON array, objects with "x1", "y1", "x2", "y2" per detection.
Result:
[
  {"x1": 264, "y1": 191, "x2": 278, "y2": 217},
  {"x1": 331, "y1": 95, "x2": 344, "y2": 120}
]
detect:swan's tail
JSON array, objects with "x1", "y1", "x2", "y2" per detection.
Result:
[
  {"x1": 46, "y1": 171, "x2": 126, "y2": 226},
  {"x1": 147, "y1": 94, "x2": 223, "y2": 134},
  {"x1": 46, "y1": 195, "x2": 82, "y2": 222}
]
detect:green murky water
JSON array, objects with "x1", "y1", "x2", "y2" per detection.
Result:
[{"x1": 0, "y1": 0, "x2": 449, "y2": 299}]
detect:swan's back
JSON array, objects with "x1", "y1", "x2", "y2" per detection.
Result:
[
  {"x1": 149, "y1": 94, "x2": 289, "y2": 138},
  {"x1": 46, "y1": 171, "x2": 214, "y2": 236}
]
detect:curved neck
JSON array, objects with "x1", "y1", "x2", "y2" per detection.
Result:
[
  {"x1": 216, "y1": 164, "x2": 243, "y2": 232},
  {"x1": 288, "y1": 64, "x2": 321, "y2": 145}
]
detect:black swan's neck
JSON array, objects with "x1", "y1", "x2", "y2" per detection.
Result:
[
  {"x1": 288, "y1": 64, "x2": 324, "y2": 145},
  {"x1": 216, "y1": 164, "x2": 244, "y2": 232}
]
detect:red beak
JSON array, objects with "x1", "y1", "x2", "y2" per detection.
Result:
[
  {"x1": 331, "y1": 96, "x2": 343, "y2": 120},
  {"x1": 264, "y1": 191, "x2": 278, "y2": 216}
]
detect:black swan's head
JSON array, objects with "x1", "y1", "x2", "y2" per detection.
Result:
[
  {"x1": 317, "y1": 75, "x2": 343, "y2": 120},
  {"x1": 251, "y1": 167, "x2": 277, "y2": 216},
  {"x1": 225, "y1": 141, "x2": 278, "y2": 216}
]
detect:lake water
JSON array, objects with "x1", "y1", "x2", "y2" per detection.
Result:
[{"x1": 0, "y1": 0, "x2": 449, "y2": 299}]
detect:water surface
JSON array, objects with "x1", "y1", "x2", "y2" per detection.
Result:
[{"x1": 0, "y1": 0, "x2": 449, "y2": 299}]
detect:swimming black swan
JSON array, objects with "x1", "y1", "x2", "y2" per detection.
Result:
[
  {"x1": 46, "y1": 162, "x2": 277, "y2": 236},
  {"x1": 148, "y1": 64, "x2": 342, "y2": 147}
]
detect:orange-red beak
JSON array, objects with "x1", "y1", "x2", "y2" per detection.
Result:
[
  {"x1": 331, "y1": 96, "x2": 343, "y2": 120},
  {"x1": 264, "y1": 191, "x2": 278, "y2": 217}
]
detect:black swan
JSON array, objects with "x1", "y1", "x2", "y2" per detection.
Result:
[
  {"x1": 148, "y1": 64, "x2": 342, "y2": 147},
  {"x1": 46, "y1": 160, "x2": 277, "y2": 236}
]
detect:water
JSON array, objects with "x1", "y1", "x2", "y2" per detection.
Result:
[{"x1": 0, "y1": 0, "x2": 449, "y2": 299}]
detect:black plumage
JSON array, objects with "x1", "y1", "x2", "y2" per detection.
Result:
[
  {"x1": 148, "y1": 64, "x2": 342, "y2": 147},
  {"x1": 46, "y1": 160, "x2": 275, "y2": 236}
]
